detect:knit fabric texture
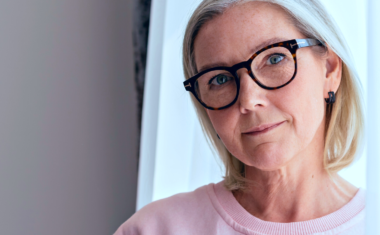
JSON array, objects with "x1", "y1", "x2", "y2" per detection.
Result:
[{"x1": 114, "y1": 181, "x2": 365, "y2": 235}]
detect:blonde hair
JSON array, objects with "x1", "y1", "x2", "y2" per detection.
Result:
[{"x1": 182, "y1": 0, "x2": 364, "y2": 191}]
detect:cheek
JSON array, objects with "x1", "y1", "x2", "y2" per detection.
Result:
[
  {"x1": 206, "y1": 109, "x2": 244, "y2": 153},
  {"x1": 206, "y1": 109, "x2": 239, "y2": 136},
  {"x1": 283, "y1": 58, "x2": 326, "y2": 138}
]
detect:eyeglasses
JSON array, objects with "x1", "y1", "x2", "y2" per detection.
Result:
[{"x1": 183, "y1": 38, "x2": 324, "y2": 110}]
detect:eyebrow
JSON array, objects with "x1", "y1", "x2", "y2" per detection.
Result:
[{"x1": 197, "y1": 37, "x2": 289, "y2": 73}]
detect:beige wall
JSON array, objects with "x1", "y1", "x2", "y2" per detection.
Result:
[{"x1": 0, "y1": 0, "x2": 138, "y2": 234}]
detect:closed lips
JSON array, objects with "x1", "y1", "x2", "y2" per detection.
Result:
[{"x1": 243, "y1": 121, "x2": 285, "y2": 134}]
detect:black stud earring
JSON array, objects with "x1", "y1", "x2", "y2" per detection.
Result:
[
  {"x1": 325, "y1": 91, "x2": 335, "y2": 104},
  {"x1": 217, "y1": 134, "x2": 220, "y2": 139}
]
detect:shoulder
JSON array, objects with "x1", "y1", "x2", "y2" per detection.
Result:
[{"x1": 114, "y1": 182, "x2": 219, "y2": 235}]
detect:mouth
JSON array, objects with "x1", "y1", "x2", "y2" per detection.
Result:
[{"x1": 243, "y1": 121, "x2": 286, "y2": 136}]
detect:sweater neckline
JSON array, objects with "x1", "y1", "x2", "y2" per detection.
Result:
[{"x1": 207, "y1": 181, "x2": 365, "y2": 235}]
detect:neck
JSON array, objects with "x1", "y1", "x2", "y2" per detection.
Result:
[{"x1": 234, "y1": 140, "x2": 358, "y2": 222}]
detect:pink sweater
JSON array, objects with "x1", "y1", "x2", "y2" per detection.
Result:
[{"x1": 114, "y1": 181, "x2": 365, "y2": 235}]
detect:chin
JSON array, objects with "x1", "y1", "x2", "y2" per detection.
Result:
[{"x1": 242, "y1": 144, "x2": 293, "y2": 171}]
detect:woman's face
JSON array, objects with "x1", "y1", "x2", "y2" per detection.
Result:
[{"x1": 194, "y1": 2, "x2": 337, "y2": 171}]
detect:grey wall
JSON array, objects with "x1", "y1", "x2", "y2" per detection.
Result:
[{"x1": 0, "y1": 1, "x2": 138, "y2": 234}]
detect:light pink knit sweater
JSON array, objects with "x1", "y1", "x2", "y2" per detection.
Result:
[{"x1": 114, "y1": 181, "x2": 365, "y2": 235}]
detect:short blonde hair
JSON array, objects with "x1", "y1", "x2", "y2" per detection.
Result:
[{"x1": 182, "y1": 0, "x2": 364, "y2": 191}]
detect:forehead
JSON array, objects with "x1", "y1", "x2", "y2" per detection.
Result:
[{"x1": 193, "y1": 2, "x2": 304, "y2": 72}]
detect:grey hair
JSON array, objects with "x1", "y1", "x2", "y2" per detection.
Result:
[{"x1": 182, "y1": 0, "x2": 364, "y2": 191}]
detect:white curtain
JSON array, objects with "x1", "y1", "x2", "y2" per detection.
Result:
[
  {"x1": 136, "y1": 0, "x2": 220, "y2": 210},
  {"x1": 137, "y1": 0, "x2": 377, "y2": 231},
  {"x1": 366, "y1": 0, "x2": 380, "y2": 233}
]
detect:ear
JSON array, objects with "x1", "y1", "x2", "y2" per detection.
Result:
[{"x1": 323, "y1": 47, "x2": 342, "y2": 98}]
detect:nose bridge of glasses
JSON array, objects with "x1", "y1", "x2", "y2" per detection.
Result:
[
  {"x1": 230, "y1": 61, "x2": 251, "y2": 81},
  {"x1": 236, "y1": 63, "x2": 265, "y2": 96},
  {"x1": 231, "y1": 61, "x2": 250, "y2": 74}
]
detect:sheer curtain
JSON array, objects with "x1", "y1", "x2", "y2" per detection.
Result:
[
  {"x1": 137, "y1": 0, "x2": 378, "y2": 232},
  {"x1": 366, "y1": 0, "x2": 380, "y2": 233},
  {"x1": 136, "y1": 0, "x2": 222, "y2": 210}
]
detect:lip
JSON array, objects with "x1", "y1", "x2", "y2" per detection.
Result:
[{"x1": 243, "y1": 121, "x2": 286, "y2": 135}]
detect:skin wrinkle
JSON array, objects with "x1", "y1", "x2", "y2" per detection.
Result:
[{"x1": 194, "y1": 2, "x2": 357, "y2": 223}]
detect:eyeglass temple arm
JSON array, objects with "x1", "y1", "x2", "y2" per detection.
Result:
[{"x1": 295, "y1": 38, "x2": 325, "y2": 48}]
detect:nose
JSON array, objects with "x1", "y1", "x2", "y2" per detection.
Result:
[{"x1": 236, "y1": 69, "x2": 268, "y2": 114}]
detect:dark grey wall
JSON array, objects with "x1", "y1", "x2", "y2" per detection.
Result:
[{"x1": 0, "y1": 1, "x2": 138, "y2": 234}]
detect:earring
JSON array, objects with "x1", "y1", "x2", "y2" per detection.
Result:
[
  {"x1": 325, "y1": 91, "x2": 335, "y2": 104},
  {"x1": 217, "y1": 134, "x2": 220, "y2": 139}
]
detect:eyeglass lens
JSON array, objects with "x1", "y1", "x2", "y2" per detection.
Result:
[{"x1": 194, "y1": 47, "x2": 295, "y2": 109}]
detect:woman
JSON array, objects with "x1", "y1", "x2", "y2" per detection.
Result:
[{"x1": 115, "y1": 0, "x2": 365, "y2": 234}]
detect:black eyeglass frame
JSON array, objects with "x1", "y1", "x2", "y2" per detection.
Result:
[{"x1": 183, "y1": 38, "x2": 324, "y2": 110}]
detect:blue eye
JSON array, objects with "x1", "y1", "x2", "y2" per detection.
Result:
[
  {"x1": 267, "y1": 54, "x2": 284, "y2": 65},
  {"x1": 210, "y1": 74, "x2": 233, "y2": 85}
]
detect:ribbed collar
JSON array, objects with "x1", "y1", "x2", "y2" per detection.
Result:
[{"x1": 207, "y1": 181, "x2": 365, "y2": 235}]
